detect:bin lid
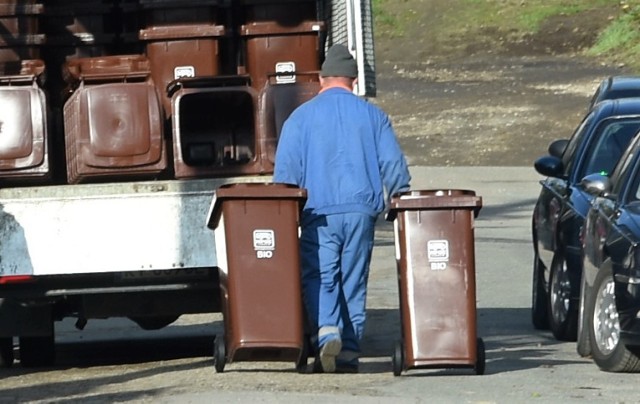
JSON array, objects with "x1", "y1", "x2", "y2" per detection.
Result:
[
  {"x1": 388, "y1": 189, "x2": 482, "y2": 217},
  {"x1": 206, "y1": 182, "x2": 307, "y2": 230},
  {"x1": 240, "y1": 20, "x2": 325, "y2": 36},
  {"x1": 63, "y1": 54, "x2": 151, "y2": 83},
  {"x1": 0, "y1": 59, "x2": 45, "y2": 83},
  {"x1": 139, "y1": 24, "x2": 225, "y2": 41}
]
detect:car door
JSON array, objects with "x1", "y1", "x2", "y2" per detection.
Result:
[{"x1": 534, "y1": 112, "x2": 596, "y2": 268}]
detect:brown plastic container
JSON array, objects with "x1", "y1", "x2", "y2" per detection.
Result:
[
  {"x1": 240, "y1": 20, "x2": 324, "y2": 91},
  {"x1": 206, "y1": 182, "x2": 307, "y2": 372},
  {"x1": 170, "y1": 76, "x2": 265, "y2": 178},
  {"x1": 139, "y1": 24, "x2": 225, "y2": 115},
  {"x1": 0, "y1": 60, "x2": 50, "y2": 182},
  {"x1": 62, "y1": 58, "x2": 166, "y2": 184},
  {"x1": 258, "y1": 72, "x2": 319, "y2": 169},
  {"x1": 387, "y1": 189, "x2": 486, "y2": 376}
]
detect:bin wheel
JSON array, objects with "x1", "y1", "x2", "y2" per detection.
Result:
[
  {"x1": 392, "y1": 340, "x2": 404, "y2": 376},
  {"x1": 213, "y1": 335, "x2": 226, "y2": 373},
  {"x1": 475, "y1": 338, "x2": 486, "y2": 375},
  {"x1": 296, "y1": 336, "x2": 310, "y2": 373}
]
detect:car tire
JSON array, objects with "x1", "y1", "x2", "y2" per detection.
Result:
[
  {"x1": 532, "y1": 254, "x2": 549, "y2": 330},
  {"x1": 576, "y1": 269, "x2": 592, "y2": 357},
  {"x1": 588, "y1": 265, "x2": 640, "y2": 372},
  {"x1": 548, "y1": 252, "x2": 578, "y2": 341}
]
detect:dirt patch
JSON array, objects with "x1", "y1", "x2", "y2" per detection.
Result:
[{"x1": 373, "y1": 2, "x2": 629, "y2": 166}]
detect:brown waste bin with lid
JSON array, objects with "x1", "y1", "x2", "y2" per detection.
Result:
[
  {"x1": 0, "y1": 59, "x2": 50, "y2": 183},
  {"x1": 206, "y1": 182, "x2": 307, "y2": 373},
  {"x1": 387, "y1": 189, "x2": 486, "y2": 376}
]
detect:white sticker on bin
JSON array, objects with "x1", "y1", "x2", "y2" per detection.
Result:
[
  {"x1": 427, "y1": 240, "x2": 449, "y2": 271},
  {"x1": 275, "y1": 62, "x2": 296, "y2": 84},
  {"x1": 254, "y1": 229, "x2": 275, "y2": 259},
  {"x1": 174, "y1": 66, "x2": 195, "y2": 79}
]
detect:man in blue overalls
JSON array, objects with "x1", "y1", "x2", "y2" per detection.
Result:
[{"x1": 274, "y1": 44, "x2": 411, "y2": 373}]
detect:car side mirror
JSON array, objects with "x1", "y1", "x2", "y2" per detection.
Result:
[
  {"x1": 580, "y1": 173, "x2": 612, "y2": 197},
  {"x1": 534, "y1": 155, "x2": 564, "y2": 178},
  {"x1": 548, "y1": 139, "x2": 569, "y2": 158}
]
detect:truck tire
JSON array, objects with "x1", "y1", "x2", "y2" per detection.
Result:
[
  {"x1": 19, "y1": 334, "x2": 55, "y2": 367},
  {"x1": 0, "y1": 337, "x2": 14, "y2": 368}
]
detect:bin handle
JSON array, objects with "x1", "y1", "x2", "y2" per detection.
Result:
[{"x1": 166, "y1": 75, "x2": 252, "y2": 97}]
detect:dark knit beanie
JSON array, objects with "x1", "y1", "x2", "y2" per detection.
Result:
[{"x1": 320, "y1": 44, "x2": 358, "y2": 78}]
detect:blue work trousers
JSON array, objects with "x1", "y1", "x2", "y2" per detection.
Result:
[{"x1": 300, "y1": 212, "x2": 376, "y2": 356}]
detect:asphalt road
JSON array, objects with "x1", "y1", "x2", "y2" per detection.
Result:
[{"x1": 1, "y1": 166, "x2": 638, "y2": 404}]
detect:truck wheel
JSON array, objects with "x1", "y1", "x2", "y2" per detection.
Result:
[
  {"x1": 19, "y1": 334, "x2": 55, "y2": 367},
  {"x1": 475, "y1": 338, "x2": 486, "y2": 375},
  {"x1": 392, "y1": 340, "x2": 403, "y2": 376},
  {"x1": 532, "y1": 255, "x2": 549, "y2": 330},
  {"x1": 548, "y1": 252, "x2": 577, "y2": 341},
  {"x1": 588, "y1": 266, "x2": 640, "y2": 372},
  {"x1": 0, "y1": 337, "x2": 14, "y2": 368},
  {"x1": 213, "y1": 335, "x2": 226, "y2": 373}
]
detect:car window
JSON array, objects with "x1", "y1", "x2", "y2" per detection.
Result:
[
  {"x1": 611, "y1": 141, "x2": 640, "y2": 202},
  {"x1": 578, "y1": 118, "x2": 640, "y2": 179},
  {"x1": 562, "y1": 111, "x2": 596, "y2": 176}
]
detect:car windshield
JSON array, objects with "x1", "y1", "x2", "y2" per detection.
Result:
[{"x1": 580, "y1": 118, "x2": 640, "y2": 178}]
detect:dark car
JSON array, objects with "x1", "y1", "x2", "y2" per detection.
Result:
[
  {"x1": 578, "y1": 131, "x2": 640, "y2": 372},
  {"x1": 588, "y1": 76, "x2": 640, "y2": 111},
  {"x1": 531, "y1": 98, "x2": 640, "y2": 342}
]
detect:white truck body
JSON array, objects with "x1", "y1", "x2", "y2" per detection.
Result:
[{"x1": 0, "y1": 0, "x2": 375, "y2": 367}]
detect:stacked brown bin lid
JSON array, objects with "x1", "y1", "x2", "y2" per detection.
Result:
[
  {"x1": 137, "y1": 0, "x2": 226, "y2": 116},
  {"x1": 139, "y1": 23, "x2": 226, "y2": 116},
  {"x1": 62, "y1": 54, "x2": 167, "y2": 184},
  {"x1": 0, "y1": 2, "x2": 50, "y2": 183},
  {"x1": 0, "y1": 59, "x2": 50, "y2": 182},
  {"x1": 238, "y1": 0, "x2": 324, "y2": 91}
]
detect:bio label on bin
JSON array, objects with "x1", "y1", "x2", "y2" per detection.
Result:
[
  {"x1": 253, "y1": 229, "x2": 275, "y2": 259},
  {"x1": 427, "y1": 240, "x2": 449, "y2": 271}
]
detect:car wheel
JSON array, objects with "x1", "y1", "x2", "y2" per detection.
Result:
[
  {"x1": 19, "y1": 334, "x2": 55, "y2": 367},
  {"x1": 576, "y1": 269, "x2": 592, "y2": 357},
  {"x1": 0, "y1": 337, "x2": 14, "y2": 368},
  {"x1": 532, "y1": 254, "x2": 549, "y2": 330},
  {"x1": 548, "y1": 252, "x2": 577, "y2": 341},
  {"x1": 588, "y1": 266, "x2": 640, "y2": 372}
]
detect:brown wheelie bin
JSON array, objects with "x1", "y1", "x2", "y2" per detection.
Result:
[
  {"x1": 387, "y1": 189, "x2": 485, "y2": 376},
  {"x1": 206, "y1": 182, "x2": 307, "y2": 373}
]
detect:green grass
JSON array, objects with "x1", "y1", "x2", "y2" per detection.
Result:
[
  {"x1": 372, "y1": 0, "x2": 640, "y2": 70},
  {"x1": 588, "y1": 4, "x2": 640, "y2": 69}
]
